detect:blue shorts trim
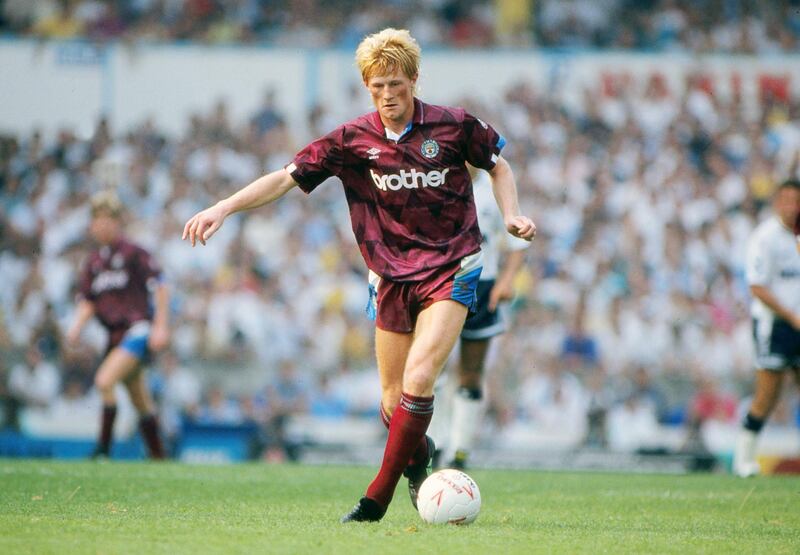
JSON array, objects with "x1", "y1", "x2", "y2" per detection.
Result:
[
  {"x1": 365, "y1": 271, "x2": 380, "y2": 321},
  {"x1": 366, "y1": 283, "x2": 378, "y2": 321},
  {"x1": 451, "y1": 267, "x2": 482, "y2": 311},
  {"x1": 119, "y1": 321, "x2": 151, "y2": 361},
  {"x1": 462, "y1": 280, "x2": 506, "y2": 340}
]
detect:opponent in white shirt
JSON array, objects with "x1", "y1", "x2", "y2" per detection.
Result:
[
  {"x1": 431, "y1": 167, "x2": 530, "y2": 469},
  {"x1": 734, "y1": 180, "x2": 800, "y2": 477}
]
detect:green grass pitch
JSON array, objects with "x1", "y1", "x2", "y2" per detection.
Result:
[{"x1": 1, "y1": 460, "x2": 798, "y2": 554}]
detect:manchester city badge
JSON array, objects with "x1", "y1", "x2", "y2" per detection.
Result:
[{"x1": 421, "y1": 139, "x2": 439, "y2": 158}]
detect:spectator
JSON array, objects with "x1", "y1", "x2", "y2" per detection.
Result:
[
  {"x1": 153, "y1": 351, "x2": 202, "y2": 448},
  {"x1": 0, "y1": 1, "x2": 792, "y2": 54},
  {"x1": 1, "y1": 28, "x2": 799, "y2": 456},
  {"x1": 507, "y1": 361, "x2": 589, "y2": 448},
  {"x1": 606, "y1": 392, "x2": 661, "y2": 453},
  {"x1": 560, "y1": 296, "x2": 600, "y2": 371},
  {"x1": 309, "y1": 372, "x2": 348, "y2": 420},
  {"x1": 195, "y1": 384, "x2": 244, "y2": 425},
  {"x1": 7, "y1": 345, "x2": 61, "y2": 427},
  {"x1": 262, "y1": 360, "x2": 308, "y2": 462}
]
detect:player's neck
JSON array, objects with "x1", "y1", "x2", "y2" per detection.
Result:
[
  {"x1": 380, "y1": 105, "x2": 414, "y2": 137},
  {"x1": 777, "y1": 214, "x2": 795, "y2": 231},
  {"x1": 100, "y1": 235, "x2": 122, "y2": 248}
]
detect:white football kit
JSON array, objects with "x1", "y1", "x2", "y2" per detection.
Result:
[{"x1": 745, "y1": 217, "x2": 800, "y2": 370}]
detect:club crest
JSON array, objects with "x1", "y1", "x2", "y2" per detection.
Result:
[{"x1": 421, "y1": 139, "x2": 439, "y2": 159}]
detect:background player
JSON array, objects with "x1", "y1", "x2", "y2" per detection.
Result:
[
  {"x1": 430, "y1": 165, "x2": 529, "y2": 470},
  {"x1": 734, "y1": 179, "x2": 800, "y2": 477},
  {"x1": 67, "y1": 191, "x2": 169, "y2": 459},
  {"x1": 182, "y1": 28, "x2": 535, "y2": 522}
]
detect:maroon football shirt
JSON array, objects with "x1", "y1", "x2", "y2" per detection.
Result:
[
  {"x1": 288, "y1": 98, "x2": 505, "y2": 282},
  {"x1": 78, "y1": 238, "x2": 162, "y2": 330}
]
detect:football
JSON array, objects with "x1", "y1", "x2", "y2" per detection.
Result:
[{"x1": 416, "y1": 469, "x2": 481, "y2": 525}]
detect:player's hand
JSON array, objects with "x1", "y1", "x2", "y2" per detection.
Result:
[
  {"x1": 488, "y1": 280, "x2": 514, "y2": 312},
  {"x1": 183, "y1": 203, "x2": 227, "y2": 247},
  {"x1": 148, "y1": 323, "x2": 170, "y2": 352},
  {"x1": 789, "y1": 313, "x2": 800, "y2": 331},
  {"x1": 66, "y1": 324, "x2": 82, "y2": 347},
  {"x1": 505, "y1": 215, "x2": 536, "y2": 241}
]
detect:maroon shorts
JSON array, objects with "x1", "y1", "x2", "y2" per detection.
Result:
[
  {"x1": 105, "y1": 321, "x2": 152, "y2": 362},
  {"x1": 367, "y1": 252, "x2": 483, "y2": 333}
]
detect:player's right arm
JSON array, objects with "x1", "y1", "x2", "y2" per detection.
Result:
[
  {"x1": 750, "y1": 285, "x2": 800, "y2": 330},
  {"x1": 183, "y1": 168, "x2": 298, "y2": 246},
  {"x1": 67, "y1": 299, "x2": 95, "y2": 345},
  {"x1": 746, "y1": 225, "x2": 800, "y2": 329}
]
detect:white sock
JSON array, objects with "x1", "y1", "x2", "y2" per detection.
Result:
[
  {"x1": 449, "y1": 388, "x2": 483, "y2": 460},
  {"x1": 427, "y1": 376, "x2": 451, "y2": 454},
  {"x1": 733, "y1": 428, "x2": 759, "y2": 475}
]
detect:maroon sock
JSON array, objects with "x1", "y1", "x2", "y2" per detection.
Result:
[
  {"x1": 366, "y1": 393, "x2": 434, "y2": 509},
  {"x1": 380, "y1": 402, "x2": 431, "y2": 467},
  {"x1": 97, "y1": 404, "x2": 117, "y2": 454},
  {"x1": 139, "y1": 414, "x2": 165, "y2": 459}
]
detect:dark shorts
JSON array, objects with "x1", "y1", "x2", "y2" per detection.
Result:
[
  {"x1": 107, "y1": 321, "x2": 152, "y2": 362},
  {"x1": 461, "y1": 280, "x2": 507, "y2": 340},
  {"x1": 366, "y1": 252, "x2": 483, "y2": 333},
  {"x1": 752, "y1": 317, "x2": 800, "y2": 371}
]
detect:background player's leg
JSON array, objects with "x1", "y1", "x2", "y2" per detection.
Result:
[
  {"x1": 448, "y1": 337, "x2": 490, "y2": 468},
  {"x1": 734, "y1": 369, "x2": 784, "y2": 476},
  {"x1": 93, "y1": 348, "x2": 140, "y2": 457},
  {"x1": 125, "y1": 372, "x2": 165, "y2": 459},
  {"x1": 365, "y1": 300, "x2": 468, "y2": 509},
  {"x1": 749, "y1": 370, "x2": 784, "y2": 419}
]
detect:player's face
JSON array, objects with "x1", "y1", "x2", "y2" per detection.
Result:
[
  {"x1": 90, "y1": 213, "x2": 121, "y2": 245},
  {"x1": 365, "y1": 69, "x2": 417, "y2": 129},
  {"x1": 774, "y1": 187, "x2": 800, "y2": 228}
]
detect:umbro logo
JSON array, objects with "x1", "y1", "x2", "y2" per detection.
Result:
[{"x1": 367, "y1": 147, "x2": 381, "y2": 160}]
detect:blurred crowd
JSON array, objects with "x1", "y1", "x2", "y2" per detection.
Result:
[
  {"x1": 3, "y1": 52, "x2": 800, "y2": 457},
  {"x1": 1, "y1": 0, "x2": 799, "y2": 52}
]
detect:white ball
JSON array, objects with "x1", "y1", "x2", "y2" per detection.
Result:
[{"x1": 416, "y1": 469, "x2": 481, "y2": 525}]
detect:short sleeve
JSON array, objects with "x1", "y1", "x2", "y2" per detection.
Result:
[
  {"x1": 745, "y1": 230, "x2": 770, "y2": 286},
  {"x1": 462, "y1": 111, "x2": 506, "y2": 171},
  {"x1": 286, "y1": 126, "x2": 344, "y2": 193}
]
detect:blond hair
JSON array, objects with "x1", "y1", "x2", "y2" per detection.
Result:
[
  {"x1": 90, "y1": 190, "x2": 123, "y2": 218},
  {"x1": 355, "y1": 28, "x2": 421, "y2": 83}
]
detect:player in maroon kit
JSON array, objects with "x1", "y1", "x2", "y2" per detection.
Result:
[
  {"x1": 67, "y1": 191, "x2": 169, "y2": 459},
  {"x1": 183, "y1": 28, "x2": 535, "y2": 522}
]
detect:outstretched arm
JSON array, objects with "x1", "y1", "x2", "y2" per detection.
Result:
[
  {"x1": 487, "y1": 156, "x2": 536, "y2": 241},
  {"x1": 67, "y1": 299, "x2": 95, "y2": 345},
  {"x1": 183, "y1": 168, "x2": 298, "y2": 246}
]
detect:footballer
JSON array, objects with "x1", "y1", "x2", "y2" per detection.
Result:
[
  {"x1": 183, "y1": 28, "x2": 535, "y2": 521},
  {"x1": 735, "y1": 179, "x2": 800, "y2": 476},
  {"x1": 67, "y1": 191, "x2": 169, "y2": 459}
]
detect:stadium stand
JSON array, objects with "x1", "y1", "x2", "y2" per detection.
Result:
[
  {"x1": 1, "y1": 0, "x2": 799, "y2": 468},
  {"x1": 0, "y1": 0, "x2": 798, "y2": 52}
]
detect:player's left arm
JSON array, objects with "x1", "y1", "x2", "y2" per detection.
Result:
[
  {"x1": 489, "y1": 249, "x2": 526, "y2": 312},
  {"x1": 148, "y1": 281, "x2": 170, "y2": 352},
  {"x1": 487, "y1": 156, "x2": 536, "y2": 241},
  {"x1": 138, "y1": 248, "x2": 170, "y2": 352}
]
